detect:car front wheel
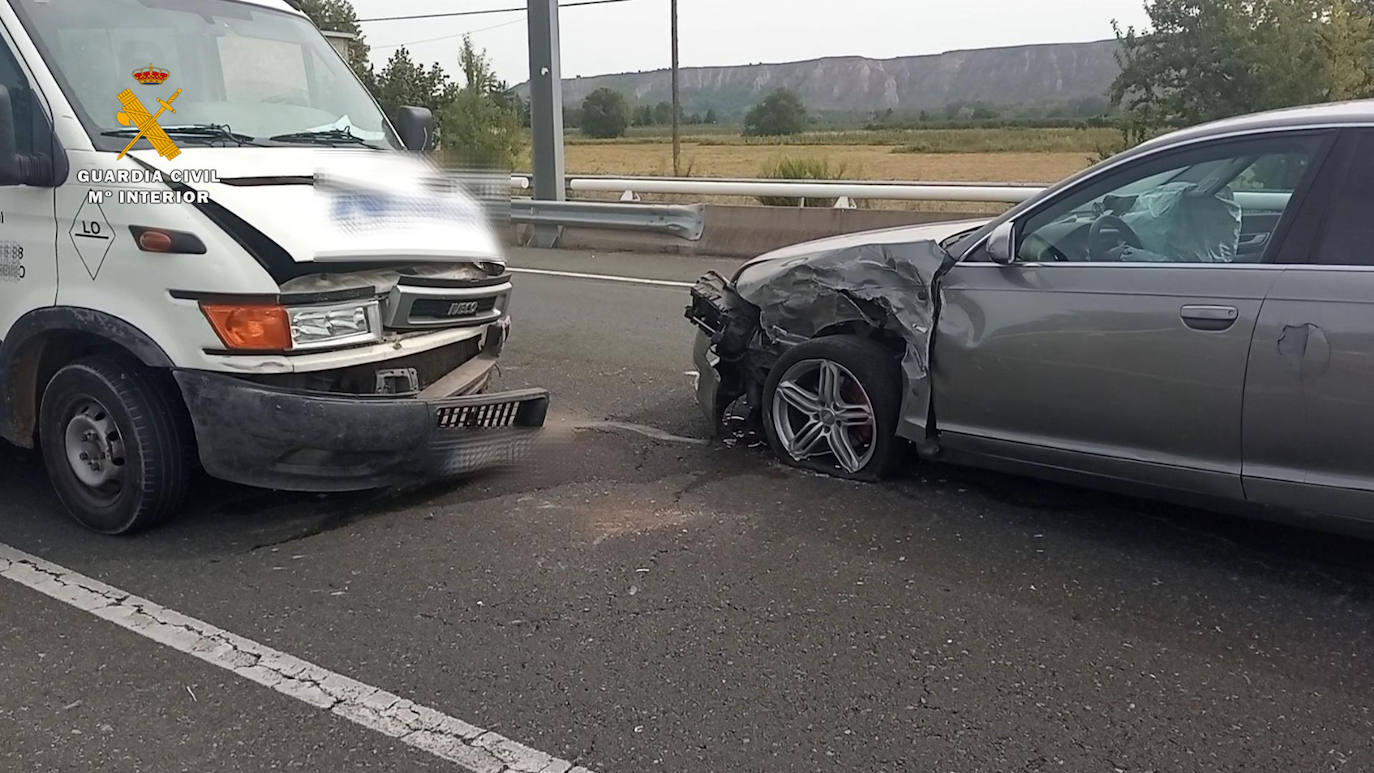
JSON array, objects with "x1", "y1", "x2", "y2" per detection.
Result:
[{"x1": 761, "y1": 335, "x2": 903, "y2": 480}]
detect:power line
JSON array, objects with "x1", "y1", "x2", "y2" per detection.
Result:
[
  {"x1": 371, "y1": 18, "x2": 526, "y2": 51},
  {"x1": 357, "y1": 0, "x2": 634, "y2": 24}
]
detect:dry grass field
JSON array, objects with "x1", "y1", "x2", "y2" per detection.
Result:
[
  {"x1": 519, "y1": 127, "x2": 1118, "y2": 185},
  {"x1": 555, "y1": 142, "x2": 1093, "y2": 184},
  {"x1": 514, "y1": 126, "x2": 1117, "y2": 212}
]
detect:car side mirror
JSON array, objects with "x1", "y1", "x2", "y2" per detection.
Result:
[
  {"x1": 986, "y1": 220, "x2": 1015, "y2": 265},
  {"x1": 394, "y1": 106, "x2": 434, "y2": 153}
]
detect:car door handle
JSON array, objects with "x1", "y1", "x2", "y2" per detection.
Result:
[{"x1": 1180, "y1": 305, "x2": 1239, "y2": 331}]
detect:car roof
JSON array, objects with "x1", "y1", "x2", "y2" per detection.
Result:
[{"x1": 1139, "y1": 99, "x2": 1374, "y2": 152}]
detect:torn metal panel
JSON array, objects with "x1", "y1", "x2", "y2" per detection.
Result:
[
  {"x1": 691, "y1": 240, "x2": 953, "y2": 438},
  {"x1": 278, "y1": 263, "x2": 495, "y2": 296}
]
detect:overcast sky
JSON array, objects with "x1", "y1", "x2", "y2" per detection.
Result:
[{"x1": 351, "y1": 0, "x2": 1151, "y2": 85}]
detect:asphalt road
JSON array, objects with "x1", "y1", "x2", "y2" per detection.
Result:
[{"x1": 4, "y1": 246, "x2": 1374, "y2": 772}]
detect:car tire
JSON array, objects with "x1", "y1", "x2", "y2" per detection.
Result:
[
  {"x1": 761, "y1": 335, "x2": 904, "y2": 481},
  {"x1": 38, "y1": 356, "x2": 193, "y2": 535}
]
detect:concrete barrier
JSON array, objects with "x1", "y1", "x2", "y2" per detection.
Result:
[{"x1": 511, "y1": 204, "x2": 987, "y2": 258}]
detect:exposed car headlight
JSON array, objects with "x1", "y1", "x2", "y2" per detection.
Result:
[{"x1": 287, "y1": 300, "x2": 382, "y2": 350}]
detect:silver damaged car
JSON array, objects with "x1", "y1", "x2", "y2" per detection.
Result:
[{"x1": 687, "y1": 100, "x2": 1374, "y2": 527}]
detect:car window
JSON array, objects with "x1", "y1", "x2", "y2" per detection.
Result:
[
  {"x1": 1015, "y1": 135, "x2": 1325, "y2": 265},
  {"x1": 1308, "y1": 132, "x2": 1374, "y2": 266}
]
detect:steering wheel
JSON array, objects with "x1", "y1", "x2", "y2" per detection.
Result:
[
  {"x1": 1088, "y1": 214, "x2": 1144, "y2": 260},
  {"x1": 1041, "y1": 243, "x2": 1071, "y2": 263}
]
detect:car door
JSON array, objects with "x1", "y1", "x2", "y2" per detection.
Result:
[
  {"x1": 1242, "y1": 129, "x2": 1374, "y2": 520},
  {"x1": 932, "y1": 131, "x2": 1332, "y2": 500},
  {"x1": 0, "y1": 21, "x2": 58, "y2": 338}
]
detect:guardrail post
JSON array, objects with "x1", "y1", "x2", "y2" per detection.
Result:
[{"x1": 527, "y1": 0, "x2": 565, "y2": 248}]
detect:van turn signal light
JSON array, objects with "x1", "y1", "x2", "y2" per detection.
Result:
[
  {"x1": 129, "y1": 225, "x2": 207, "y2": 254},
  {"x1": 200, "y1": 304, "x2": 291, "y2": 351}
]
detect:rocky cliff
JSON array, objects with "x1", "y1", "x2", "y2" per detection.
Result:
[{"x1": 517, "y1": 40, "x2": 1121, "y2": 117}]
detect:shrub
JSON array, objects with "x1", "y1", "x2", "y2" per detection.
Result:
[
  {"x1": 581, "y1": 88, "x2": 630, "y2": 139},
  {"x1": 743, "y1": 89, "x2": 809, "y2": 137},
  {"x1": 756, "y1": 156, "x2": 847, "y2": 207}
]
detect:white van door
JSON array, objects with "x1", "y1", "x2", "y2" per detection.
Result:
[{"x1": 0, "y1": 23, "x2": 57, "y2": 338}]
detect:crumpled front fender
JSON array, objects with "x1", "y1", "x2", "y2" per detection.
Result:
[{"x1": 687, "y1": 240, "x2": 955, "y2": 441}]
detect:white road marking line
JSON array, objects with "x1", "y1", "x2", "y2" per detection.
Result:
[
  {"x1": 0, "y1": 543, "x2": 594, "y2": 773},
  {"x1": 508, "y1": 266, "x2": 695, "y2": 288},
  {"x1": 577, "y1": 421, "x2": 709, "y2": 446}
]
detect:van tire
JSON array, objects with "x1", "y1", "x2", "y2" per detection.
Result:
[
  {"x1": 38, "y1": 356, "x2": 192, "y2": 535},
  {"x1": 761, "y1": 335, "x2": 904, "y2": 481}
]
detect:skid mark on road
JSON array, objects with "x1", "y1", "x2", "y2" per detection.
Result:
[
  {"x1": 508, "y1": 267, "x2": 694, "y2": 288},
  {"x1": 576, "y1": 420, "x2": 710, "y2": 446},
  {"x1": 0, "y1": 543, "x2": 594, "y2": 773}
]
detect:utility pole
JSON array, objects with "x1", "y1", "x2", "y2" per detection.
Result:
[
  {"x1": 527, "y1": 0, "x2": 565, "y2": 247},
  {"x1": 671, "y1": 0, "x2": 680, "y2": 176}
]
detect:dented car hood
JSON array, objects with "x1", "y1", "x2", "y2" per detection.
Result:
[{"x1": 733, "y1": 219, "x2": 987, "y2": 280}]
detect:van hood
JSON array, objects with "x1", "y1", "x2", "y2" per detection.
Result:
[{"x1": 130, "y1": 147, "x2": 505, "y2": 268}]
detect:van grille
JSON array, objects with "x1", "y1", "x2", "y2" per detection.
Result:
[{"x1": 409, "y1": 296, "x2": 499, "y2": 321}]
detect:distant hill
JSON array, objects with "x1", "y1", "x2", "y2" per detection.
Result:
[{"x1": 516, "y1": 40, "x2": 1121, "y2": 120}]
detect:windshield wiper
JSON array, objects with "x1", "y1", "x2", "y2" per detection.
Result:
[
  {"x1": 267, "y1": 128, "x2": 377, "y2": 147},
  {"x1": 101, "y1": 123, "x2": 258, "y2": 147}
]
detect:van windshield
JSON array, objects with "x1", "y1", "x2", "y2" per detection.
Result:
[{"x1": 12, "y1": 0, "x2": 400, "y2": 151}]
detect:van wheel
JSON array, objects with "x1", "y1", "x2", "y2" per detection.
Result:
[
  {"x1": 39, "y1": 357, "x2": 192, "y2": 535},
  {"x1": 761, "y1": 336, "x2": 904, "y2": 481}
]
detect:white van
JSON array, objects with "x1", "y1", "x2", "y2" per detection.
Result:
[{"x1": 0, "y1": 0, "x2": 547, "y2": 533}]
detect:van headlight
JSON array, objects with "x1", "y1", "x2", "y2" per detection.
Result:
[{"x1": 287, "y1": 300, "x2": 383, "y2": 350}]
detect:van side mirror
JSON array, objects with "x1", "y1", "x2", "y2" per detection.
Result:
[
  {"x1": 394, "y1": 106, "x2": 434, "y2": 153},
  {"x1": 0, "y1": 85, "x2": 55, "y2": 187},
  {"x1": 0, "y1": 85, "x2": 20, "y2": 184},
  {"x1": 986, "y1": 220, "x2": 1016, "y2": 265}
]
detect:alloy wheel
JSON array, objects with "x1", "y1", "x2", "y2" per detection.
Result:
[{"x1": 770, "y1": 358, "x2": 878, "y2": 474}]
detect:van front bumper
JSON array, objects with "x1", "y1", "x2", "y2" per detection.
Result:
[{"x1": 173, "y1": 370, "x2": 549, "y2": 492}]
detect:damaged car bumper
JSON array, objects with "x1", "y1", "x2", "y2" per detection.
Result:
[
  {"x1": 692, "y1": 328, "x2": 723, "y2": 427},
  {"x1": 173, "y1": 367, "x2": 548, "y2": 493},
  {"x1": 687, "y1": 271, "x2": 764, "y2": 431}
]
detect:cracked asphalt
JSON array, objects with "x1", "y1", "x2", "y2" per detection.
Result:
[{"x1": 3, "y1": 247, "x2": 1374, "y2": 772}]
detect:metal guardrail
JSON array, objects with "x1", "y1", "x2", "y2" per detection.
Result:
[
  {"x1": 509, "y1": 199, "x2": 706, "y2": 241},
  {"x1": 510, "y1": 174, "x2": 1046, "y2": 205}
]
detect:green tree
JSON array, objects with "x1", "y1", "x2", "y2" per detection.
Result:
[
  {"x1": 297, "y1": 0, "x2": 371, "y2": 78},
  {"x1": 437, "y1": 36, "x2": 524, "y2": 167},
  {"x1": 652, "y1": 101, "x2": 674, "y2": 124},
  {"x1": 371, "y1": 47, "x2": 456, "y2": 118},
  {"x1": 704, "y1": 108, "x2": 718, "y2": 124},
  {"x1": 743, "y1": 89, "x2": 809, "y2": 136},
  {"x1": 458, "y1": 35, "x2": 503, "y2": 97},
  {"x1": 633, "y1": 104, "x2": 655, "y2": 127},
  {"x1": 1110, "y1": 0, "x2": 1346, "y2": 130},
  {"x1": 1324, "y1": 0, "x2": 1374, "y2": 99},
  {"x1": 581, "y1": 88, "x2": 630, "y2": 138}
]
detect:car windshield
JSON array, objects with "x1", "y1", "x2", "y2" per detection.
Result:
[{"x1": 12, "y1": 0, "x2": 400, "y2": 151}]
